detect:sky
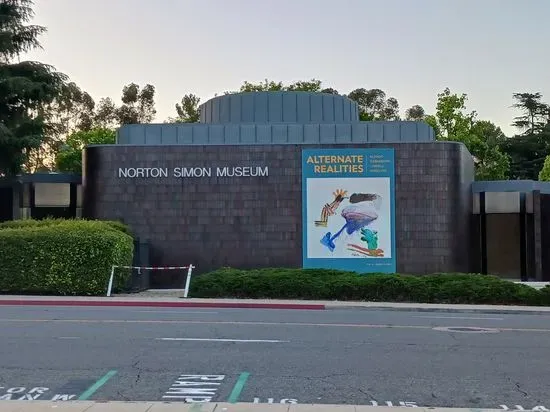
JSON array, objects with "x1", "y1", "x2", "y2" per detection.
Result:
[{"x1": 23, "y1": 0, "x2": 550, "y2": 136}]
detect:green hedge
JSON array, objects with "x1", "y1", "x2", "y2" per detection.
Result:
[
  {"x1": 190, "y1": 267, "x2": 550, "y2": 306},
  {"x1": 0, "y1": 218, "x2": 131, "y2": 235},
  {"x1": 0, "y1": 220, "x2": 133, "y2": 295}
]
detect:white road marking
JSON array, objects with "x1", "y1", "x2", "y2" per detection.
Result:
[
  {"x1": 156, "y1": 338, "x2": 289, "y2": 343},
  {"x1": 414, "y1": 315, "x2": 504, "y2": 320},
  {"x1": 162, "y1": 374, "x2": 225, "y2": 402},
  {"x1": 136, "y1": 310, "x2": 218, "y2": 314}
]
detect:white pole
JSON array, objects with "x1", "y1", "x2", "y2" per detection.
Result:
[
  {"x1": 106, "y1": 265, "x2": 115, "y2": 297},
  {"x1": 183, "y1": 265, "x2": 194, "y2": 298}
]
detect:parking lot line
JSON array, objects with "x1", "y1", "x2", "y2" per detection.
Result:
[
  {"x1": 78, "y1": 370, "x2": 117, "y2": 400},
  {"x1": 227, "y1": 372, "x2": 250, "y2": 404}
]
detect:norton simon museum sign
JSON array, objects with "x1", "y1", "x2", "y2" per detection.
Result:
[{"x1": 117, "y1": 166, "x2": 269, "y2": 179}]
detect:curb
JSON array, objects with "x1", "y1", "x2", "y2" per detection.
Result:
[
  {"x1": 0, "y1": 401, "x2": 506, "y2": 411},
  {"x1": 325, "y1": 304, "x2": 550, "y2": 315},
  {"x1": 0, "y1": 299, "x2": 326, "y2": 311}
]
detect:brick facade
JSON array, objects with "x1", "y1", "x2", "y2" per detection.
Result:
[{"x1": 83, "y1": 142, "x2": 475, "y2": 286}]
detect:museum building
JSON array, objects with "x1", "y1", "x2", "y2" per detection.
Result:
[{"x1": 1, "y1": 91, "x2": 549, "y2": 286}]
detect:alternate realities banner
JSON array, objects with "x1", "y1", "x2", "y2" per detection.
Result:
[{"x1": 302, "y1": 148, "x2": 396, "y2": 273}]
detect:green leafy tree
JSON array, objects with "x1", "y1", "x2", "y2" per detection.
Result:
[
  {"x1": 500, "y1": 93, "x2": 550, "y2": 180},
  {"x1": 346, "y1": 88, "x2": 401, "y2": 121},
  {"x1": 428, "y1": 88, "x2": 509, "y2": 180},
  {"x1": 94, "y1": 97, "x2": 118, "y2": 128},
  {"x1": 405, "y1": 105, "x2": 426, "y2": 121},
  {"x1": 500, "y1": 126, "x2": 550, "y2": 180},
  {"x1": 431, "y1": 88, "x2": 477, "y2": 144},
  {"x1": 116, "y1": 83, "x2": 156, "y2": 124},
  {"x1": 347, "y1": 88, "x2": 385, "y2": 121},
  {"x1": 0, "y1": 0, "x2": 67, "y2": 176},
  {"x1": 238, "y1": 79, "x2": 284, "y2": 92},
  {"x1": 83, "y1": 83, "x2": 156, "y2": 127},
  {"x1": 469, "y1": 120, "x2": 510, "y2": 180},
  {"x1": 55, "y1": 128, "x2": 116, "y2": 173},
  {"x1": 168, "y1": 94, "x2": 200, "y2": 123},
  {"x1": 25, "y1": 81, "x2": 95, "y2": 172},
  {"x1": 511, "y1": 92, "x2": 549, "y2": 135},
  {"x1": 228, "y1": 78, "x2": 325, "y2": 94},
  {"x1": 286, "y1": 79, "x2": 322, "y2": 92},
  {"x1": 539, "y1": 155, "x2": 550, "y2": 181}
]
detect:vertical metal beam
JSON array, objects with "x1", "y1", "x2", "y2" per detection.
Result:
[
  {"x1": 520, "y1": 193, "x2": 527, "y2": 281},
  {"x1": 29, "y1": 183, "x2": 36, "y2": 219},
  {"x1": 69, "y1": 183, "x2": 78, "y2": 218},
  {"x1": 480, "y1": 192, "x2": 487, "y2": 275}
]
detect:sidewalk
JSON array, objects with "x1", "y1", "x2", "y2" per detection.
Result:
[
  {"x1": 0, "y1": 401, "x2": 506, "y2": 411},
  {"x1": 1, "y1": 294, "x2": 550, "y2": 314}
]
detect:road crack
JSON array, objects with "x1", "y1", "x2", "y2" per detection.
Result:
[{"x1": 515, "y1": 382, "x2": 528, "y2": 397}]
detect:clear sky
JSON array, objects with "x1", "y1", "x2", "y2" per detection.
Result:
[{"x1": 23, "y1": 0, "x2": 550, "y2": 136}]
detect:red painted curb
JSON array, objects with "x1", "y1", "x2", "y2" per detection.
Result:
[{"x1": 0, "y1": 299, "x2": 326, "y2": 310}]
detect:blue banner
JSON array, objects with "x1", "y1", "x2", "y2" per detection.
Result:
[{"x1": 302, "y1": 148, "x2": 396, "y2": 273}]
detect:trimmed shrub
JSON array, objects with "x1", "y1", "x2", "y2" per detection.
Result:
[
  {"x1": 0, "y1": 220, "x2": 133, "y2": 295},
  {"x1": 190, "y1": 268, "x2": 549, "y2": 306},
  {"x1": 0, "y1": 218, "x2": 131, "y2": 235}
]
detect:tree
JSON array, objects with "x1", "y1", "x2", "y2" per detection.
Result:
[
  {"x1": 226, "y1": 78, "x2": 327, "y2": 95},
  {"x1": 380, "y1": 97, "x2": 400, "y2": 121},
  {"x1": 431, "y1": 88, "x2": 477, "y2": 143},
  {"x1": 94, "y1": 97, "x2": 118, "y2": 128},
  {"x1": 25, "y1": 81, "x2": 95, "y2": 172},
  {"x1": 500, "y1": 93, "x2": 550, "y2": 180},
  {"x1": 116, "y1": 83, "x2": 156, "y2": 124},
  {"x1": 346, "y1": 88, "x2": 401, "y2": 121},
  {"x1": 511, "y1": 92, "x2": 549, "y2": 135},
  {"x1": 539, "y1": 155, "x2": 550, "y2": 181},
  {"x1": 469, "y1": 120, "x2": 510, "y2": 180},
  {"x1": 320, "y1": 87, "x2": 339, "y2": 94},
  {"x1": 347, "y1": 88, "x2": 385, "y2": 121},
  {"x1": 168, "y1": 94, "x2": 200, "y2": 123},
  {"x1": 86, "y1": 83, "x2": 156, "y2": 127},
  {"x1": 55, "y1": 128, "x2": 115, "y2": 173},
  {"x1": 0, "y1": 0, "x2": 67, "y2": 176},
  {"x1": 428, "y1": 88, "x2": 509, "y2": 180},
  {"x1": 405, "y1": 105, "x2": 426, "y2": 121},
  {"x1": 238, "y1": 79, "x2": 284, "y2": 92},
  {"x1": 286, "y1": 79, "x2": 322, "y2": 92},
  {"x1": 500, "y1": 125, "x2": 550, "y2": 180}
]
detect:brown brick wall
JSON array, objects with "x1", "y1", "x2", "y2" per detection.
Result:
[{"x1": 83, "y1": 142, "x2": 474, "y2": 286}]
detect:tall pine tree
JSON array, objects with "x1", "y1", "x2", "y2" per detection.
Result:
[{"x1": 0, "y1": 0, "x2": 66, "y2": 176}]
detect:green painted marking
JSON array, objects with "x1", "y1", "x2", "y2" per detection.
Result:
[
  {"x1": 227, "y1": 372, "x2": 250, "y2": 403},
  {"x1": 190, "y1": 404, "x2": 203, "y2": 411},
  {"x1": 78, "y1": 370, "x2": 117, "y2": 400}
]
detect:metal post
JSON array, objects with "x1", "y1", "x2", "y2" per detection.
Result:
[
  {"x1": 480, "y1": 192, "x2": 487, "y2": 274},
  {"x1": 520, "y1": 193, "x2": 527, "y2": 281},
  {"x1": 183, "y1": 265, "x2": 194, "y2": 298},
  {"x1": 106, "y1": 265, "x2": 115, "y2": 297}
]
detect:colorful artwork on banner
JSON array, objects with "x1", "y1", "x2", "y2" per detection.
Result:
[{"x1": 302, "y1": 148, "x2": 396, "y2": 273}]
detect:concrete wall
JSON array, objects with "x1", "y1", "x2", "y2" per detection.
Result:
[{"x1": 83, "y1": 142, "x2": 474, "y2": 286}]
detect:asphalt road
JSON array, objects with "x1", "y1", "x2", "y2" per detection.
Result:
[{"x1": 1, "y1": 305, "x2": 550, "y2": 410}]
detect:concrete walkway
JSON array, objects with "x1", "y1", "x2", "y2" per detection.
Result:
[
  {"x1": 0, "y1": 401, "x2": 505, "y2": 411},
  {"x1": 1, "y1": 294, "x2": 550, "y2": 314}
]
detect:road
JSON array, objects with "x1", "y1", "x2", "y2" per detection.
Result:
[{"x1": 0, "y1": 305, "x2": 549, "y2": 410}]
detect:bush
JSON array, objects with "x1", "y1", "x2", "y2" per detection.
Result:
[
  {"x1": 0, "y1": 220, "x2": 133, "y2": 295},
  {"x1": 0, "y1": 218, "x2": 131, "y2": 235},
  {"x1": 190, "y1": 268, "x2": 549, "y2": 306}
]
